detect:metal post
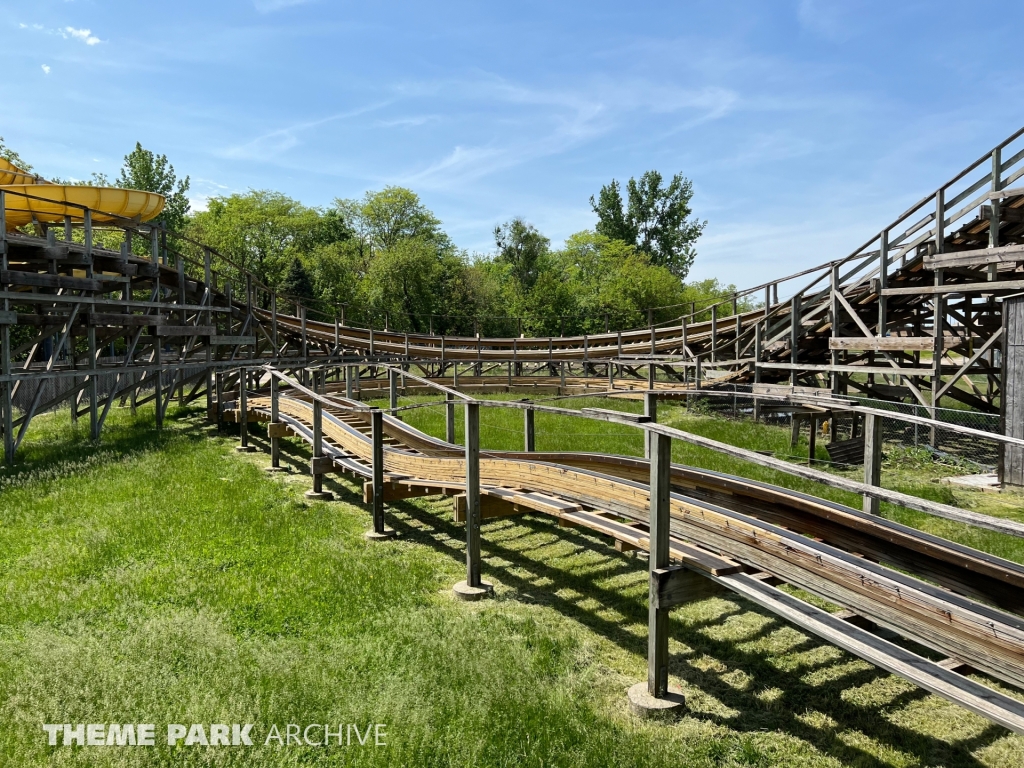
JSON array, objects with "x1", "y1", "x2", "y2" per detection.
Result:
[
  {"x1": 446, "y1": 392, "x2": 456, "y2": 444},
  {"x1": 454, "y1": 401, "x2": 491, "y2": 599},
  {"x1": 643, "y1": 391, "x2": 658, "y2": 459},
  {"x1": 863, "y1": 413, "x2": 883, "y2": 515},
  {"x1": 365, "y1": 408, "x2": 395, "y2": 539},
  {"x1": 524, "y1": 407, "x2": 535, "y2": 452}
]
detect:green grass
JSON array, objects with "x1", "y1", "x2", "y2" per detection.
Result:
[{"x1": 1, "y1": 402, "x2": 1023, "y2": 766}]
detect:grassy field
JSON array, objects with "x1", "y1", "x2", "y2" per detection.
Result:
[{"x1": 0, "y1": 401, "x2": 1022, "y2": 766}]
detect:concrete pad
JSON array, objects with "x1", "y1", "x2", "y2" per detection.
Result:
[
  {"x1": 627, "y1": 682, "x2": 686, "y2": 720},
  {"x1": 304, "y1": 490, "x2": 334, "y2": 501},
  {"x1": 453, "y1": 580, "x2": 493, "y2": 601},
  {"x1": 364, "y1": 528, "x2": 398, "y2": 541}
]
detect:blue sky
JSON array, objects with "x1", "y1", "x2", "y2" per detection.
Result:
[{"x1": 2, "y1": 0, "x2": 1022, "y2": 287}]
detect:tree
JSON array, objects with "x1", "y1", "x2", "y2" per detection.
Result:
[
  {"x1": 279, "y1": 256, "x2": 315, "y2": 303},
  {"x1": 0, "y1": 136, "x2": 32, "y2": 171},
  {"x1": 117, "y1": 142, "x2": 191, "y2": 232},
  {"x1": 590, "y1": 171, "x2": 706, "y2": 279},
  {"x1": 187, "y1": 190, "x2": 321, "y2": 293},
  {"x1": 493, "y1": 218, "x2": 549, "y2": 291},
  {"x1": 340, "y1": 187, "x2": 448, "y2": 252}
]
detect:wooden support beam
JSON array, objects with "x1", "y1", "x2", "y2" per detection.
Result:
[
  {"x1": 647, "y1": 429, "x2": 673, "y2": 698},
  {"x1": 524, "y1": 407, "x2": 535, "y2": 452},
  {"x1": 863, "y1": 413, "x2": 883, "y2": 515}
]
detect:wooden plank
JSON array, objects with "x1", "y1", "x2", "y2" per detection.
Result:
[
  {"x1": 151, "y1": 325, "x2": 216, "y2": 337},
  {"x1": 924, "y1": 243, "x2": 1024, "y2": 268},
  {"x1": 0, "y1": 270, "x2": 102, "y2": 292},
  {"x1": 883, "y1": 279, "x2": 1024, "y2": 296},
  {"x1": 210, "y1": 335, "x2": 257, "y2": 345},
  {"x1": 829, "y1": 336, "x2": 944, "y2": 351},
  {"x1": 87, "y1": 313, "x2": 167, "y2": 326}
]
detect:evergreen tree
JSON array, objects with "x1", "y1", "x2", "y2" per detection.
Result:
[{"x1": 279, "y1": 256, "x2": 315, "y2": 303}]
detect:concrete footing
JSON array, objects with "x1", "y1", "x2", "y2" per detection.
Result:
[
  {"x1": 235, "y1": 445, "x2": 256, "y2": 453},
  {"x1": 264, "y1": 466, "x2": 289, "y2": 473},
  {"x1": 364, "y1": 528, "x2": 398, "y2": 541},
  {"x1": 304, "y1": 490, "x2": 334, "y2": 501},
  {"x1": 453, "y1": 580, "x2": 494, "y2": 601},
  {"x1": 627, "y1": 682, "x2": 685, "y2": 719}
]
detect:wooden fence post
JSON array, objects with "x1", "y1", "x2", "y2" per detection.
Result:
[
  {"x1": 863, "y1": 413, "x2": 883, "y2": 515},
  {"x1": 365, "y1": 408, "x2": 396, "y2": 540},
  {"x1": 389, "y1": 367, "x2": 398, "y2": 415},
  {"x1": 454, "y1": 401, "x2": 492, "y2": 599},
  {"x1": 524, "y1": 407, "x2": 535, "y2": 452},
  {"x1": 237, "y1": 369, "x2": 255, "y2": 453},
  {"x1": 644, "y1": 391, "x2": 658, "y2": 459},
  {"x1": 266, "y1": 375, "x2": 287, "y2": 473},
  {"x1": 305, "y1": 395, "x2": 333, "y2": 500},
  {"x1": 628, "y1": 428, "x2": 685, "y2": 717},
  {"x1": 446, "y1": 392, "x2": 456, "y2": 444}
]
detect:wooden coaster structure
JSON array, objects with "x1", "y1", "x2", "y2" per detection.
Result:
[
  {"x1": 214, "y1": 364, "x2": 1024, "y2": 731},
  {"x1": 3, "y1": 128, "x2": 1024, "y2": 729}
]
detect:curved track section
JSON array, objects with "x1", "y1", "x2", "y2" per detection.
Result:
[{"x1": 223, "y1": 389, "x2": 1024, "y2": 733}]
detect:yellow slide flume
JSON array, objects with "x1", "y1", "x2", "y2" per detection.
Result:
[{"x1": 1, "y1": 157, "x2": 165, "y2": 231}]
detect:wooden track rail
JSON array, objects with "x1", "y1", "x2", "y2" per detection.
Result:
[{"x1": 217, "y1": 372, "x2": 1024, "y2": 734}]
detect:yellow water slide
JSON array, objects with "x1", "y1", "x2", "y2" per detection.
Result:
[{"x1": 1, "y1": 157, "x2": 165, "y2": 231}]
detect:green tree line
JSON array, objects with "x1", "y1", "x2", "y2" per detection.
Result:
[{"x1": 5, "y1": 140, "x2": 755, "y2": 335}]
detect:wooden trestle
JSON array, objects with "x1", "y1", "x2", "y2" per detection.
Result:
[{"x1": 4, "y1": 128, "x2": 1024, "y2": 731}]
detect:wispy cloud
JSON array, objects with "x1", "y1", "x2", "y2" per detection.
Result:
[
  {"x1": 220, "y1": 101, "x2": 392, "y2": 160},
  {"x1": 376, "y1": 115, "x2": 440, "y2": 128},
  {"x1": 18, "y1": 22, "x2": 102, "y2": 45},
  {"x1": 253, "y1": 0, "x2": 313, "y2": 13},
  {"x1": 41, "y1": 64, "x2": 51, "y2": 74},
  {"x1": 63, "y1": 26, "x2": 101, "y2": 45}
]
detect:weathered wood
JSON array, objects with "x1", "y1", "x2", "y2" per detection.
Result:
[
  {"x1": 863, "y1": 413, "x2": 883, "y2": 514},
  {"x1": 648, "y1": 429, "x2": 672, "y2": 698},
  {"x1": 829, "y1": 336, "x2": 945, "y2": 351},
  {"x1": 883, "y1": 279, "x2": 1024, "y2": 296},
  {"x1": 152, "y1": 325, "x2": 216, "y2": 337},
  {"x1": 653, "y1": 566, "x2": 728, "y2": 608},
  {"x1": 0, "y1": 270, "x2": 102, "y2": 292},
  {"x1": 924, "y1": 242, "x2": 1024, "y2": 268},
  {"x1": 464, "y1": 401, "x2": 483, "y2": 588}
]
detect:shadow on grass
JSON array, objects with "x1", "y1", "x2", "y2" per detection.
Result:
[
  {"x1": 379, "y1": 497, "x2": 1008, "y2": 768},
  {"x1": 10, "y1": 408, "x2": 1009, "y2": 766}
]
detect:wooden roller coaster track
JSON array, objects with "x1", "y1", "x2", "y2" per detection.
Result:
[{"x1": 2, "y1": 128, "x2": 1024, "y2": 731}]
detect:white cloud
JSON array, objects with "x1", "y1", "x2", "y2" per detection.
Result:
[
  {"x1": 253, "y1": 0, "x2": 313, "y2": 12},
  {"x1": 63, "y1": 26, "x2": 101, "y2": 45},
  {"x1": 41, "y1": 64, "x2": 51, "y2": 75}
]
